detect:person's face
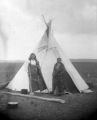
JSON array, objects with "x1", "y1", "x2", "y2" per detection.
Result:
[
  {"x1": 31, "y1": 54, "x2": 36, "y2": 60},
  {"x1": 57, "y1": 58, "x2": 61, "y2": 63}
]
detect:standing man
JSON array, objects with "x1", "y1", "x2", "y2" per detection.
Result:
[
  {"x1": 52, "y1": 58, "x2": 67, "y2": 95},
  {"x1": 28, "y1": 53, "x2": 47, "y2": 92}
]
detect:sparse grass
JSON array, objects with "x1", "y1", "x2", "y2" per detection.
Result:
[
  {"x1": 0, "y1": 61, "x2": 97, "y2": 120},
  {"x1": 0, "y1": 90, "x2": 97, "y2": 120}
]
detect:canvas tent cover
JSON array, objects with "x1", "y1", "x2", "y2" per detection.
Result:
[{"x1": 7, "y1": 19, "x2": 91, "y2": 93}]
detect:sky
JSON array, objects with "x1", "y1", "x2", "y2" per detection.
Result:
[{"x1": 0, "y1": 0, "x2": 97, "y2": 60}]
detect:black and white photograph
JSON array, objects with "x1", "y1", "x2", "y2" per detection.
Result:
[{"x1": 0, "y1": 0, "x2": 97, "y2": 120}]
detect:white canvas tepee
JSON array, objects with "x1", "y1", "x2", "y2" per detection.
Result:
[{"x1": 7, "y1": 19, "x2": 91, "y2": 93}]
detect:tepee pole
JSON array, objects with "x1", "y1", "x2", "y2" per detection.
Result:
[
  {"x1": 42, "y1": 15, "x2": 48, "y2": 27},
  {"x1": 42, "y1": 15, "x2": 49, "y2": 51}
]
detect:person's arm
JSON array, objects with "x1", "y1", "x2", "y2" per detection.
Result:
[
  {"x1": 28, "y1": 62, "x2": 33, "y2": 92},
  {"x1": 36, "y1": 61, "x2": 41, "y2": 72},
  {"x1": 52, "y1": 64, "x2": 56, "y2": 77},
  {"x1": 28, "y1": 63, "x2": 31, "y2": 78},
  {"x1": 61, "y1": 63, "x2": 66, "y2": 71}
]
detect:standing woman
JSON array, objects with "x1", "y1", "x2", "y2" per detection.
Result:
[
  {"x1": 52, "y1": 58, "x2": 66, "y2": 95},
  {"x1": 28, "y1": 53, "x2": 47, "y2": 92}
]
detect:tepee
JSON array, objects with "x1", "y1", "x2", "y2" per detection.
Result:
[{"x1": 7, "y1": 18, "x2": 91, "y2": 93}]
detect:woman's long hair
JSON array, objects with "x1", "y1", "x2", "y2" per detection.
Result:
[{"x1": 29, "y1": 53, "x2": 36, "y2": 61}]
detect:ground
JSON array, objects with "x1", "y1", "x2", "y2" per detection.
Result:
[
  {"x1": 0, "y1": 88, "x2": 97, "y2": 120},
  {"x1": 0, "y1": 60, "x2": 97, "y2": 120}
]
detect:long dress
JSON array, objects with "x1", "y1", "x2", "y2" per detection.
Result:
[
  {"x1": 52, "y1": 62, "x2": 79, "y2": 94},
  {"x1": 28, "y1": 62, "x2": 47, "y2": 92},
  {"x1": 52, "y1": 62, "x2": 66, "y2": 95}
]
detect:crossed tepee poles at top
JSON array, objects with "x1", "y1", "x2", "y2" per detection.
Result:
[
  {"x1": 42, "y1": 15, "x2": 52, "y2": 38},
  {"x1": 37, "y1": 15, "x2": 56, "y2": 53}
]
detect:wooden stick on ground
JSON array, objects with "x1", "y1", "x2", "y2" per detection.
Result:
[{"x1": 2, "y1": 91, "x2": 65, "y2": 104}]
